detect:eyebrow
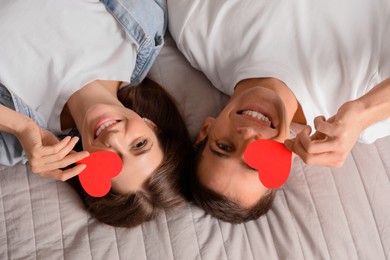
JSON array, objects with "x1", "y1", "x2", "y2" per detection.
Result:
[{"x1": 209, "y1": 145, "x2": 257, "y2": 172}]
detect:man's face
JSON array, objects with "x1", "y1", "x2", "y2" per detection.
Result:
[{"x1": 196, "y1": 86, "x2": 290, "y2": 208}]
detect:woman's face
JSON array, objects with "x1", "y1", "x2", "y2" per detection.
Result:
[{"x1": 79, "y1": 104, "x2": 163, "y2": 194}]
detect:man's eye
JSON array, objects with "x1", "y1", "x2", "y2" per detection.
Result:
[
  {"x1": 134, "y1": 140, "x2": 147, "y2": 149},
  {"x1": 217, "y1": 143, "x2": 231, "y2": 152}
]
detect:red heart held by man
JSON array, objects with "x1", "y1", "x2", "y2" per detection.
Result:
[
  {"x1": 244, "y1": 140, "x2": 292, "y2": 188},
  {"x1": 76, "y1": 151, "x2": 123, "y2": 197}
]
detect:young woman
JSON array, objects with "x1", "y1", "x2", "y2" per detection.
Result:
[{"x1": 0, "y1": 0, "x2": 193, "y2": 227}]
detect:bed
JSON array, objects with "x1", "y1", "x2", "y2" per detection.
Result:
[{"x1": 1, "y1": 33, "x2": 389, "y2": 260}]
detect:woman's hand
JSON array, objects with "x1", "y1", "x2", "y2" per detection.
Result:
[
  {"x1": 15, "y1": 119, "x2": 89, "y2": 181},
  {"x1": 284, "y1": 101, "x2": 365, "y2": 167}
]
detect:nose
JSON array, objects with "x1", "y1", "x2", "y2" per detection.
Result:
[
  {"x1": 102, "y1": 131, "x2": 127, "y2": 154},
  {"x1": 236, "y1": 126, "x2": 261, "y2": 141},
  {"x1": 237, "y1": 127, "x2": 262, "y2": 160}
]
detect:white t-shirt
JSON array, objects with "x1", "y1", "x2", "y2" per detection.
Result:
[
  {"x1": 0, "y1": 0, "x2": 137, "y2": 134},
  {"x1": 168, "y1": 0, "x2": 390, "y2": 143}
]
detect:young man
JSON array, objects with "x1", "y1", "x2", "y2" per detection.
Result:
[{"x1": 167, "y1": 0, "x2": 390, "y2": 222}]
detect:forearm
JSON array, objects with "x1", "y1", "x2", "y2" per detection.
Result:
[
  {"x1": 354, "y1": 77, "x2": 390, "y2": 129},
  {"x1": 0, "y1": 104, "x2": 33, "y2": 135}
]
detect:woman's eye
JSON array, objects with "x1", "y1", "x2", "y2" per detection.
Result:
[
  {"x1": 134, "y1": 140, "x2": 147, "y2": 149},
  {"x1": 217, "y1": 143, "x2": 231, "y2": 152}
]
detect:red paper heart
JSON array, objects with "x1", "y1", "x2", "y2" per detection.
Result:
[
  {"x1": 76, "y1": 151, "x2": 123, "y2": 197},
  {"x1": 244, "y1": 140, "x2": 292, "y2": 188}
]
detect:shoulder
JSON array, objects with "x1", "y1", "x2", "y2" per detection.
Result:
[{"x1": 167, "y1": 0, "x2": 200, "y2": 44}]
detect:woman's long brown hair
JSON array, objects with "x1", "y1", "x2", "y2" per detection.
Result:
[{"x1": 67, "y1": 78, "x2": 194, "y2": 228}]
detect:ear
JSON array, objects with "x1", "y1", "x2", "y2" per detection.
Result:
[
  {"x1": 195, "y1": 117, "x2": 215, "y2": 145},
  {"x1": 143, "y1": 117, "x2": 158, "y2": 131}
]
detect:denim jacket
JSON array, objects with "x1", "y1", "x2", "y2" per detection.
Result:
[
  {"x1": 0, "y1": 0, "x2": 167, "y2": 166},
  {"x1": 103, "y1": 0, "x2": 167, "y2": 86}
]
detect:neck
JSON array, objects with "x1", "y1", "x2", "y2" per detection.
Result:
[
  {"x1": 235, "y1": 77, "x2": 305, "y2": 124},
  {"x1": 60, "y1": 80, "x2": 121, "y2": 130}
]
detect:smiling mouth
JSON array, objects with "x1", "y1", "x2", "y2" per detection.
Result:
[
  {"x1": 95, "y1": 120, "x2": 121, "y2": 138},
  {"x1": 238, "y1": 109, "x2": 275, "y2": 128}
]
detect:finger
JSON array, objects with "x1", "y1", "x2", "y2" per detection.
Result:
[
  {"x1": 295, "y1": 149, "x2": 343, "y2": 167},
  {"x1": 285, "y1": 125, "x2": 311, "y2": 152},
  {"x1": 310, "y1": 116, "x2": 337, "y2": 143},
  {"x1": 298, "y1": 126, "x2": 344, "y2": 155},
  {"x1": 41, "y1": 137, "x2": 81, "y2": 163},
  {"x1": 310, "y1": 131, "x2": 326, "y2": 141},
  {"x1": 58, "y1": 164, "x2": 87, "y2": 181},
  {"x1": 42, "y1": 151, "x2": 90, "y2": 171},
  {"x1": 30, "y1": 150, "x2": 89, "y2": 174},
  {"x1": 37, "y1": 169, "x2": 62, "y2": 179},
  {"x1": 288, "y1": 132, "x2": 323, "y2": 160},
  {"x1": 314, "y1": 115, "x2": 326, "y2": 128},
  {"x1": 302, "y1": 125, "x2": 312, "y2": 135},
  {"x1": 284, "y1": 138, "x2": 295, "y2": 152},
  {"x1": 39, "y1": 164, "x2": 86, "y2": 181},
  {"x1": 39, "y1": 136, "x2": 72, "y2": 156},
  {"x1": 290, "y1": 131, "x2": 346, "y2": 166},
  {"x1": 296, "y1": 127, "x2": 314, "y2": 151},
  {"x1": 314, "y1": 117, "x2": 340, "y2": 137}
]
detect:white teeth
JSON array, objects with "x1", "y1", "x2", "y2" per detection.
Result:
[
  {"x1": 242, "y1": 110, "x2": 271, "y2": 126},
  {"x1": 95, "y1": 120, "x2": 117, "y2": 137}
]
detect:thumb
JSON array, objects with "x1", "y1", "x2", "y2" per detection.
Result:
[
  {"x1": 314, "y1": 116, "x2": 337, "y2": 137},
  {"x1": 284, "y1": 125, "x2": 311, "y2": 151},
  {"x1": 284, "y1": 138, "x2": 295, "y2": 151}
]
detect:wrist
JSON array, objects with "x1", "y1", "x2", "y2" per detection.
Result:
[
  {"x1": 350, "y1": 97, "x2": 390, "y2": 134},
  {"x1": 340, "y1": 100, "x2": 367, "y2": 132},
  {"x1": 0, "y1": 104, "x2": 34, "y2": 135},
  {"x1": 354, "y1": 96, "x2": 387, "y2": 130},
  {"x1": 12, "y1": 116, "x2": 36, "y2": 137},
  {"x1": 354, "y1": 78, "x2": 390, "y2": 128}
]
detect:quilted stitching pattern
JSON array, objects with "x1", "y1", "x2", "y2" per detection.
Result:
[{"x1": 0, "y1": 136, "x2": 389, "y2": 259}]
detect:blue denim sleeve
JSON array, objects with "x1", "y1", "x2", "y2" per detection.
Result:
[
  {"x1": 0, "y1": 84, "x2": 26, "y2": 166},
  {"x1": 102, "y1": 0, "x2": 167, "y2": 86},
  {"x1": 0, "y1": 84, "x2": 46, "y2": 166}
]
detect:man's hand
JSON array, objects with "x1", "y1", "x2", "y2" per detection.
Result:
[
  {"x1": 284, "y1": 101, "x2": 364, "y2": 167},
  {"x1": 15, "y1": 119, "x2": 89, "y2": 181}
]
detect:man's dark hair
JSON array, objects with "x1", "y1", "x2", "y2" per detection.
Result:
[{"x1": 190, "y1": 137, "x2": 275, "y2": 223}]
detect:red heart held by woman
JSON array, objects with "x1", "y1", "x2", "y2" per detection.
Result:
[
  {"x1": 244, "y1": 140, "x2": 292, "y2": 188},
  {"x1": 76, "y1": 151, "x2": 123, "y2": 197}
]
